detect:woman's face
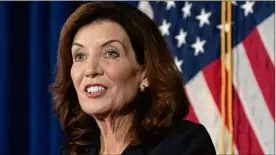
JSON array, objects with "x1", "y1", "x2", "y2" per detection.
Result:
[{"x1": 70, "y1": 20, "x2": 146, "y2": 117}]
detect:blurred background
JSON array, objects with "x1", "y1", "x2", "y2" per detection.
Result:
[{"x1": 0, "y1": 1, "x2": 274, "y2": 155}]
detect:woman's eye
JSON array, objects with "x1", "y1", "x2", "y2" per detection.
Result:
[
  {"x1": 104, "y1": 50, "x2": 119, "y2": 58},
  {"x1": 73, "y1": 53, "x2": 86, "y2": 62}
]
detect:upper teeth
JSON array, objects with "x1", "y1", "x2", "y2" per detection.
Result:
[{"x1": 87, "y1": 86, "x2": 105, "y2": 93}]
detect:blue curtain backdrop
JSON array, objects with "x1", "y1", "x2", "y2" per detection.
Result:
[{"x1": 0, "y1": 1, "x2": 138, "y2": 155}]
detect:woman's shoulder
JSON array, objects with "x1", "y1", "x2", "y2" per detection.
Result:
[
  {"x1": 146, "y1": 119, "x2": 216, "y2": 155},
  {"x1": 170, "y1": 119, "x2": 211, "y2": 136},
  {"x1": 60, "y1": 120, "x2": 216, "y2": 155}
]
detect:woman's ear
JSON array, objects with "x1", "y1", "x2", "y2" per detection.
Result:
[{"x1": 140, "y1": 70, "x2": 149, "y2": 88}]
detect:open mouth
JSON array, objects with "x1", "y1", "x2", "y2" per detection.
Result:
[{"x1": 84, "y1": 84, "x2": 107, "y2": 98}]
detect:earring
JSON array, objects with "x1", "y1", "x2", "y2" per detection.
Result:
[{"x1": 140, "y1": 85, "x2": 145, "y2": 92}]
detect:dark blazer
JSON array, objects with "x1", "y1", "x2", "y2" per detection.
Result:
[{"x1": 60, "y1": 120, "x2": 216, "y2": 155}]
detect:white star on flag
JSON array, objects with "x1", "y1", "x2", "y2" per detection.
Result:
[
  {"x1": 174, "y1": 56, "x2": 183, "y2": 72},
  {"x1": 175, "y1": 28, "x2": 187, "y2": 48},
  {"x1": 241, "y1": 1, "x2": 255, "y2": 17},
  {"x1": 191, "y1": 37, "x2": 206, "y2": 56},
  {"x1": 137, "y1": 1, "x2": 154, "y2": 20},
  {"x1": 181, "y1": 2, "x2": 192, "y2": 19},
  {"x1": 217, "y1": 22, "x2": 234, "y2": 33},
  {"x1": 196, "y1": 9, "x2": 212, "y2": 28},
  {"x1": 231, "y1": 0, "x2": 237, "y2": 5},
  {"x1": 159, "y1": 19, "x2": 171, "y2": 36},
  {"x1": 166, "y1": 1, "x2": 176, "y2": 10}
]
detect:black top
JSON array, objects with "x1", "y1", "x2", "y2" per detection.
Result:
[{"x1": 60, "y1": 120, "x2": 216, "y2": 155}]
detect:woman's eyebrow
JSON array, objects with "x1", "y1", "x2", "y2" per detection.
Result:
[
  {"x1": 101, "y1": 39, "x2": 129, "y2": 53},
  {"x1": 71, "y1": 39, "x2": 128, "y2": 53},
  {"x1": 72, "y1": 42, "x2": 84, "y2": 47},
  {"x1": 71, "y1": 42, "x2": 84, "y2": 53},
  {"x1": 101, "y1": 39, "x2": 124, "y2": 47}
]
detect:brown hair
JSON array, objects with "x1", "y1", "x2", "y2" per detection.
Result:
[{"x1": 51, "y1": 2, "x2": 189, "y2": 155}]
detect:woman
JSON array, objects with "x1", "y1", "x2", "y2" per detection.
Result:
[{"x1": 52, "y1": 2, "x2": 216, "y2": 155}]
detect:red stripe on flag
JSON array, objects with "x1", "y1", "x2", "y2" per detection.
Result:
[
  {"x1": 242, "y1": 28, "x2": 275, "y2": 119},
  {"x1": 184, "y1": 87, "x2": 200, "y2": 123},
  {"x1": 232, "y1": 84, "x2": 264, "y2": 154},
  {"x1": 185, "y1": 104, "x2": 200, "y2": 124},
  {"x1": 202, "y1": 59, "x2": 264, "y2": 154}
]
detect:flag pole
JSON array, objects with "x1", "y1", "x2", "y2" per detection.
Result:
[
  {"x1": 220, "y1": 1, "x2": 226, "y2": 154},
  {"x1": 227, "y1": 1, "x2": 234, "y2": 154}
]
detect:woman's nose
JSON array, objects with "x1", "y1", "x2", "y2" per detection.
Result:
[{"x1": 84, "y1": 59, "x2": 103, "y2": 78}]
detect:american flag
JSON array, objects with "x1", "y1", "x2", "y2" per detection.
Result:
[{"x1": 137, "y1": 1, "x2": 275, "y2": 154}]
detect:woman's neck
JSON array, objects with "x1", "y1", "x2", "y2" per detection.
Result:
[{"x1": 94, "y1": 114, "x2": 134, "y2": 155}]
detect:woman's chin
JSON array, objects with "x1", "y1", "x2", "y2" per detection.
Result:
[{"x1": 80, "y1": 104, "x2": 110, "y2": 117}]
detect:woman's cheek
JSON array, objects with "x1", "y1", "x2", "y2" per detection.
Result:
[{"x1": 71, "y1": 64, "x2": 83, "y2": 87}]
